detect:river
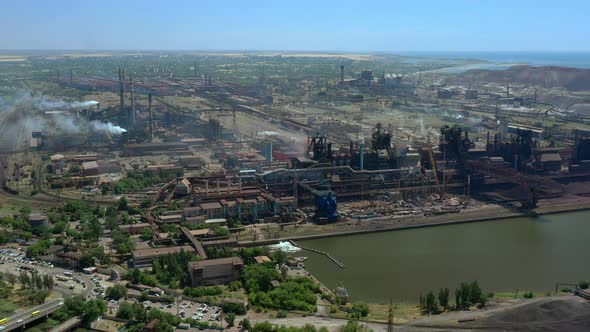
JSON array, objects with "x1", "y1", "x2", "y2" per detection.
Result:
[{"x1": 299, "y1": 211, "x2": 590, "y2": 303}]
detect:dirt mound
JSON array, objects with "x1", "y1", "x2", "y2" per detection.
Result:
[{"x1": 490, "y1": 299, "x2": 588, "y2": 323}]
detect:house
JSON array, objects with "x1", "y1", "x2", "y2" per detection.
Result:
[{"x1": 188, "y1": 257, "x2": 244, "y2": 286}]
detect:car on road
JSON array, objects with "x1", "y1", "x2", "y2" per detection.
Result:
[{"x1": 17, "y1": 319, "x2": 23, "y2": 323}]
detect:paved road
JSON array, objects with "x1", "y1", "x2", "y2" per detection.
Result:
[{"x1": 0, "y1": 298, "x2": 64, "y2": 332}]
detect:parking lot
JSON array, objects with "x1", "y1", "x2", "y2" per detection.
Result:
[
  {"x1": 109, "y1": 299, "x2": 223, "y2": 323},
  {"x1": 0, "y1": 247, "x2": 111, "y2": 299}
]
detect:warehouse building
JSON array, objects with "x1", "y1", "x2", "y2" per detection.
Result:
[
  {"x1": 132, "y1": 245, "x2": 196, "y2": 268},
  {"x1": 188, "y1": 257, "x2": 244, "y2": 286}
]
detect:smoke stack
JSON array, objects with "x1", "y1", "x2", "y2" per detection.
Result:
[
  {"x1": 148, "y1": 93, "x2": 154, "y2": 142},
  {"x1": 340, "y1": 65, "x2": 344, "y2": 84},
  {"x1": 130, "y1": 75, "x2": 136, "y2": 128},
  {"x1": 119, "y1": 68, "x2": 125, "y2": 117},
  {"x1": 506, "y1": 84, "x2": 510, "y2": 98}
]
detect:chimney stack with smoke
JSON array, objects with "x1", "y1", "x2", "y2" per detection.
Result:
[{"x1": 148, "y1": 93, "x2": 153, "y2": 142}]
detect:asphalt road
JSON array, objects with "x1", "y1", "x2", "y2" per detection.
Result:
[{"x1": 1, "y1": 298, "x2": 64, "y2": 332}]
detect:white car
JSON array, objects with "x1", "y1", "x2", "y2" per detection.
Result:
[{"x1": 17, "y1": 319, "x2": 23, "y2": 323}]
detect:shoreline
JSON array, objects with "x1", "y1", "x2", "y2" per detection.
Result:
[{"x1": 239, "y1": 200, "x2": 590, "y2": 246}]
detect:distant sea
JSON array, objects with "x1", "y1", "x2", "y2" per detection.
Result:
[{"x1": 398, "y1": 51, "x2": 590, "y2": 72}]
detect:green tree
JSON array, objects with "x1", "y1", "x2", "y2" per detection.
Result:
[
  {"x1": 351, "y1": 302, "x2": 369, "y2": 319},
  {"x1": 272, "y1": 249, "x2": 287, "y2": 266},
  {"x1": 117, "y1": 301, "x2": 134, "y2": 319},
  {"x1": 118, "y1": 196, "x2": 129, "y2": 211},
  {"x1": 127, "y1": 268, "x2": 142, "y2": 284},
  {"x1": 225, "y1": 312, "x2": 236, "y2": 327},
  {"x1": 106, "y1": 284, "x2": 128, "y2": 300},
  {"x1": 240, "y1": 318, "x2": 252, "y2": 330},
  {"x1": 139, "y1": 228, "x2": 154, "y2": 241},
  {"x1": 424, "y1": 291, "x2": 438, "y2": 314},
  {"x1": 19, "y1": 271, "x2": 31, "y2": 288},
  {"x1": 242, "y1": 263, "x2": 280, "y2": 293},
  {"x1": 469, "y1": 281, "x2": 484, "y2": 305},
  {"x1": 5, "y1": 273, "x2": 16, "y2": 286},
  {"x1": 84, "y1": 299, "x2": 107, "y2": 322},
  {"x1": 438, "y1": 288, "x2": 449, "y2": 310}
]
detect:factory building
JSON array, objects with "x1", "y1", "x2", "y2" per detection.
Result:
[
  {"x1": 132, "y1": 245, "x2": 196, "y2": 268},
  {"x1": 188, "y1": 257, "x2": 244, "y2": 286},
  {"x1": 119, "y1": 223, "x2": 151, "y2": 236}
]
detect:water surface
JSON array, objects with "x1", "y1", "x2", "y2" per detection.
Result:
[{"x1": 300, "y1": 211, "x2": 590, "y2": 303}]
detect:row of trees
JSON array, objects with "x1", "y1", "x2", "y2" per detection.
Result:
[
  {"x1": 18, "y1": 271, "x2": 53, "y2": 305},
  {"x1": 419, "y1": 281, "x2": 486, "y2": 314}
]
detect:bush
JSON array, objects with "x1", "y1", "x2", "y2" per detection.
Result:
[
  {"x1": 523, "y1": 291, "x2": 534, "y2": 299},
  {"x1": 579, "y1": 280, "x2": 589, "y2": 289},
  {"x1": 351, "y1": 302, "x2": 370, "y2": 318},
  {"x1": 561, "y1": 288, "x2": 572, "y2": 293},
  {"x1": 275, "y1": 310, "x2": 286, "y2": 318},
  {"x1": 183, "y1": 286, "x2": 223, "y2": 298}
]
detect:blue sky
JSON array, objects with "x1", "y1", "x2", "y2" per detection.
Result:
[{"x1": 1, "y1": 0, "x2": 588, "y2": 51}]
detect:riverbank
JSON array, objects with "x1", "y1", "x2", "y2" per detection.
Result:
[{"x1": 239, "y1": 196, "x2": 590, "y2": 246}]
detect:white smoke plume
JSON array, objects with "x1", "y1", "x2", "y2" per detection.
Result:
[
  {"x1": 90, "y1": 121, "x2": 127, "y2": 134},
  {"x1": 34, "y1": 98, "x2": 99, "y2": 110}
]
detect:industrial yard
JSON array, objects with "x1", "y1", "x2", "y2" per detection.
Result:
[{"x1": 2, "y1": 50, "x2": 590, "y2": 332}]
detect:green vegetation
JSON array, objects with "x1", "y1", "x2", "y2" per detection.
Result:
[
  {"x1": 350, "y1": 302, "x2": 370, "y2": 319},
  {"x1": 250, "y1": 321, "x2": 332, "y2": 332},
  {"x1": 123, "y1": 307, "x2": 182, "y2": 332},
  {"x1": 244, "y1": 264, "x2": 319, "y2": 312},
  {"x1": 420, "y1": 281, "x2": 486, "y2": 314},
  {"x1": 51, "y1": 295, "x2": 107, "y2": 326},
  {"x1": 221, "y1": 301, "x2": 247, "y2": 315},
  {"x1": 16, "y1": 271, "x2": 53, "y2": 305},
  {"x1": 224, "y1": 312, "x2": 236, "y2": 327},
  {"x1": 113, "y1": 169, "x2": 180, "y2": 194},
  {"x1": 579, "y1": 280, "x2": 589, "y2": 289},
  {"x1": 125, "y1": 251, "x2": 197, "y2": 289},
  {"x1": 523, "y1": 291, "x2": 535, "y2": 299},
  {"x1": 339, "y1": 320, "x2": 372, "y2": 332},
  {"x1": 106, "y1": 284, "x2": 128, "y2": 300},
  {"x1": 183, "y1": 286, "x2": 223, "y2": 298}
]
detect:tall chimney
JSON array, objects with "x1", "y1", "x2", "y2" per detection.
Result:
[
  {"x1": 130, "y1": 75, "x2": 136, "y2": 128},
  {"x1": 340, "y1": 65, "x2": 344, "y2": 84},
  {"x1": 119, "y1": 68, "x2": 125, "y2": 117},
  {"x1": 148, "y1": 93, "x2": 154, "y2": 142}
]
